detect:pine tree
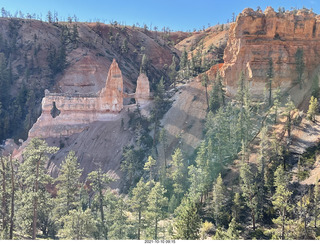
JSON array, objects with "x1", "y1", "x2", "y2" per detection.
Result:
[
  {"x1": 188, "y1": 165, "x2": 208, "y2": 203},
  {"x1": 58, "y1": 208, "x2": 96, "y2": 240},
  {"x1": 201, "y1": 73, "x2": 209, "y2": 109},
  {"x1": 87, "y1": 167, "x2": 114, "y2": 239},
  {"x1": 212, "y1": 173, "x2": 227, "y2": 227},
  {"x1": 284, "y1": 96, "x2": 295, "y2": 140},
  {"x1": 144, "y1": 156, "x2": 156, "y2": 182},
  {"x1": 130, "y1": 178, "x2": 149, "y2": 240},
  {"x1": 272, "y1": 87, "x2": 281, "y2": 124},
  {"x1": 174, "y1": 197, "x2": 200, "y2": 240},
  {"x1": 239, "y1": 144, "x2": 258, "y2": 230},
  {"x1": 307, "y1": 96, "x2": 318, "y2": 122},
  {"x1": 272, "y1": 165, "x2": 292, "y2": 240},
  {"x1": 267, "y1": 58, "x2": 274, "y2": 107},
  {"x1": 311, "y1": 75, "x2": 319, "y2": 98},
  {"x1": 16, "y1": 138, "x2": 58, "y2": 239},
  {"x1": 54, "y1": 151, "x2": 82, "y2": 221},
  {"x1": 146, "y1": 182, "x2": 168, "y2": 240},
  {"x1": 314, "y1": 177, "x2": 319, "y2": 229},
  {"x1": 159, "y1": 129, "x2": 168, "y2": 168},
  {"x1": 171, "y1": 148, "x2": 188, "y2": 200},
  {"x1": 140, "y1": 54, "x2": 148, "y2": 74},
  {"x1": 108, "y1": 195, "x2": 128, "y2": 240},
  {"x1": 169, "y1": 56, "x2": 177, "y2": 88}
]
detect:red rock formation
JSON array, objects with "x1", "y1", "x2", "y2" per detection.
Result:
[
  {"x1": 220, "y1": 7, "x2": 320, "y2": 98},
  {"x1": 135, "y1": 73, "x2": 150, "y2": 104},
  {"x1": 99, "y1": 59, "x2": 124, "y2": 112},
  {"x1": 29, "y1": 59, "x2": 124, "y2": 138},
  {"x1": 28, "y1": 59, "x2": 151, "y2": 138}
]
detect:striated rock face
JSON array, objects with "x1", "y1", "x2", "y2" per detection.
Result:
[
  {"x1": 135, "y1": 73, "x2": 150, "y2": 104},
  {"x1": 29, "y1": 59, "x2": 124, "y2": 138},
  {"x1": 220, "y1": 7, "x2": 320, "y2": 98}
]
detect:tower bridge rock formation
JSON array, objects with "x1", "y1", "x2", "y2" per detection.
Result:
[
  {"x1": 28, "y1": 59, "x2": 150, "y2": 138},
  {"x1": 220, "y1": 7, "x2": 320, "y2": 101}
]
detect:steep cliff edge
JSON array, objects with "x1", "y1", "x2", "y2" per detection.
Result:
[{"x1": 221, "y1": 7, "x2": 320, "y2": 104}]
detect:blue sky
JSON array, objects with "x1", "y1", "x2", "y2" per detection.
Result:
[{"x1": 0, "y1": 0, "x2": 318, "y2": 31}]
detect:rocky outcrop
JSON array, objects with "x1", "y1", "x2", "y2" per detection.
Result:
[
  {"x1": 135, "y1": 73, "x2": 150, "y2": 104},
  {"x1": 220, "y1": 7, "x2": 320, "y2": 99},
  {"x1": 99, "y1": 59, "x2": 124, "y2": 112},
  {"x1": 28, "y1": 59, "x2": 152, "y2": 138}
]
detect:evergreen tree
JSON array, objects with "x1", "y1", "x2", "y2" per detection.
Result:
[
  {"x1": 108, "y1": 194, "x2": 128, "y2": 240},
  {"x1": 144, "y1": 156, "x2": 156, "y2": 182},
  {"x1": 140, "y1": 54, "x2": 148, "y2": 74},
  {"x1": 54, "y1": 151, "x2": 82, "y2": 221},
  {"x1": 239, "y1": 144, "x2": 258, "y2": 230},
  {"x1": 311, "y1": 75, "x2": 319, "y2": 98},
  {"x1": 188, "y1": 165, "x2": 207, "y2": 203},
  {"x1": 146, "y1": 182, "x2": 168, "y2": 239},
  {"x1": 58, "y1": 208, "x2": 96, "y2": 240},
  {"x1": 212, "y1": 173, "x2": 227, "y2": 226},
  {"x1": 284, "y1": 96, "x2": 295, "y2": 141},
  {"x1": 232, "y1": 192, "x2": 242, "y2": 223},
  {"x1": 169, "y1": 56, "x2": 177, "y2": 87},
  {"x1": 87, "y1": 167, "x2": 114, "y2": 239},
  {"x1": 267, "y1": 58, "x2": 274, "y2": 107},
  {"x1": 159, "y1": 129, "x2": 168, "y2": 168},
  {"x1": 272, "y1": 165, "x2": 292, "y2": 240},
  {"x1": 314, "y1": 177, "x2": 319, "y2": 228},
  {"x1": 16, "y1": 138, "x2": 58, "y2": 239},
  {"x1": 170, "y1": 148, "x2": 188, "y2": 201},
  {"x1": 130, "y1": 178, "x2": 149, "y2": 240},
  {"x1": 201, "y1": 73, "x2": 209, "y2": 109},
  {"x1": 272, "y1": 87, "x2": 281, "y2": 124},
  {"x1": 174, "y1": 197, "x2": 200, "y2": 240},
  {"x1": 307, "y1": 96, "x2": 317, "y2": 122}
]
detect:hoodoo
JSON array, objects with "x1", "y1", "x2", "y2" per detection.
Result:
[{"x1": 28, "y1": 59, "x2": 150, "y2": 138}]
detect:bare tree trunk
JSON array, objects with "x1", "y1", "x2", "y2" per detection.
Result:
[
  {"x1": 155, "y1": 216, "x2": 158, "y2": 240},
  {"x1": 205, "y1": 84, "x2": 209, "y2": 110},
  {"x1": 98, "y1": 169, "x2": 107, "y2": 239},
  {"x1": 32, "y1": 158, "x2": 41, "y2": 239},
  {"x1": 9, "y1": 154, "x2": 14, "y2": 240},
  {"x1": 1, "y1": 155, "x2": 7, "y2": 233},
  {"x1": 252, "y1": 210, "x2": 256, "y2": 231},
  {"x1": 138, "y1": 209, "x2": 141, "y2": 240}
]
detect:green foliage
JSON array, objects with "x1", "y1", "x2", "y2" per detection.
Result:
[
  {"x1": 170, "y1": 148, "x2": 188, "y2": 200},
  {"x1": 239, "y1": 151, "x2": 259, "y2": 230},
  {"x1": 145, "y1": 182, "x2": 168, "y2": 239},
  {"x1": 272, "y1": 165, "x2": 292, "y2": 240},
  {"x1": 209, "y1": 72, "x2": 225, "y2": 112},
  {"x1": 169, "y1": 56, "x2": 177, "y2": 86},
  {"x1": 130, "y1": 178, "x2": 149, "y2": 239},
  {"x1": 47, "y1": 44, "x2": 67, "y2": 77},
  {"x1": 58, "y1": 208, "x2": 97, "y2": 240},
  {"x1": 174, "y1": 197, "x2": 200, "y2": 240},
  {"x1": 15, "y1": 138, "x2": 58, "y2": 238},
  {"x1": 212, "y1": 174, "x2": 227, "y2": 227},
  {"x1": 54, "y1": 151, "x2": 82, "y2": 221},
  {"x1": 311, "y1": 75, "x2": 319, "y2": 98},
  {"x1": 307, "y1": 96, "x2": 318, "y2": 122}
]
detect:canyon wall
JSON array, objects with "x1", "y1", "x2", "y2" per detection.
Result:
[{"x1": 220, "y1": 7, "x2": 320, "y2": 99}]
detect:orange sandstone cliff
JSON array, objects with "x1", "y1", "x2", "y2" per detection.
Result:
[{"x1": 220, "y1": 7, "x2": 320, "y2": 100}]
